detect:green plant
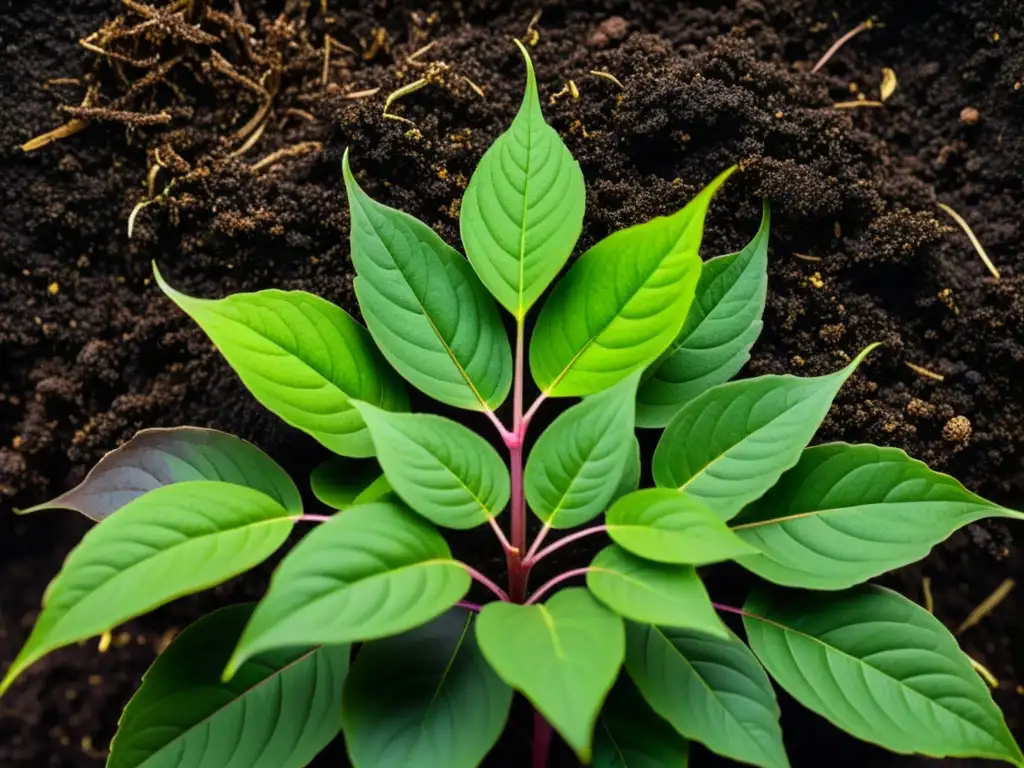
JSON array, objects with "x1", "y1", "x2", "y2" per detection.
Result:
[{"x1": 6, "y1": 42, "x2": 1023, "y2": 768}]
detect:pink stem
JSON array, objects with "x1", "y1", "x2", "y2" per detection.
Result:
[
  {"x1": 526, "y1": 525, "x2": 607, "y2": 567},
  {"x1": 294, "y1": 514, "x2": 332, "y2": 523},
  {"x1": 523, "y1": 393, "x2": 546, "y2": 428},
  {"x1": 526, "y1": 567, "x2": 591, "y2": 605},
  {"x1": 484, "y1": 408, "x2": 515, "y2": 443},
  {"x1": 505, "y1": 318, "x2": 530, "y2": 603},
  {"x1": 457, "y1": 600, "x2": 482, "y2": 613},
  {"x1": 462, "y1": 563, "x2": 511, "y2": 602},
  {"x1": 532, "y1": 710, "x2": 554, "y2": 768},
  {"x1": 487, "y1": 515, "x2": 515, "y2": 554},
  {"x1": 812, "y1": 21, "x2": 869, "y2": 73}
]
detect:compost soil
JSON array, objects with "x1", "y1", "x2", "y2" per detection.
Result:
[{"x1": 2, "y1": 0, "x2": 1023, "y2": 765}]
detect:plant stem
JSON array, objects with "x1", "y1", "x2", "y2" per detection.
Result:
[
  {"x1": 506, "y1": 317, "x2": 530, "y2": 603},
  {"x1": 526, "y1": 567, "x2": 591, "y2": 605},
  {"x1": 456, "y1": 600, "x2": 482, "y2": 612},
  {"x1": 526, "y1": 525, "x2": 607, "y2": 567},
  {"x1": 532, "y1": 710, "x2": 554, "y2": 768},
  {"x1": 293, "y1": 514, "x2": 333, "y2": 523},
  {"x1": 462, "y1": 563, "x2": 511, "y2": 602}
]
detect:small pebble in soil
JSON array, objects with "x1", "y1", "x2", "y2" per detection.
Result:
[
  {"x1": 942, "y1": 415, "x2": 972, "y2": 444},
  {"x1": 960, "y1": 106, "x2": 980, "y2": 125},
  {"x1": 588, "y1": 16, "x2": 629, "y2": 48}
]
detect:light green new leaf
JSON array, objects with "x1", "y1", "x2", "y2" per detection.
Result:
[
  {"x1": 606, "y1": 489, "x2": 756, "y2": 565},
  {"x1": 638, "y1": 201, "x2": 770, "y2": 427},
  {"x1": 460, "y1": 41, "x2": 585, "y2": 318},
  {"x1": 309, "y1": 456, "x2": 390, "y2": 510},
  {"x1": 525, "y1": 373, "x2": 639, "y2": 529},
  {"x1": 1, "y1": 481, "x2": 294, "y2": 696},
  {"x1": 155, "y1": 267, "x2": 408, "y2": 458},
  {"x1": 610, "y1": 436, "x2": 642, "y2": 506},
  {"x1": 530, "y1": 168, "x2": 735, "y2": 398},
  {"x1": 593, "y1": 676, "x2": 690, "y2": 768},
  {"x1": 587, "y1": 546, "x2": 725, "y2": 637},
  {"x1": 342, "y1": 608, "x2": 513, "y2": 768},
  {"x1": 744, "y1": 584, "x2": 1023, "y2": 765},
  {"x1": 108, "y1": 604, "x2": 349, "y2": 768},
  {"x1": 625, "y1": 623, "x2": 789, "y2": 768},
  {"x1": 353, "y1": 403, "x2": 510, "y2": 530},
  {"x1": 226, "y1": 502, "x2": 469, "y2": 676},
  {"x1": 653, "y1": 344, "x2": 878, "y2": 520},
  {"x1": 343, "y1": 152, "x2": 512, "y2": 411},
  {"x1": 475, "y1": 588, "x2": 624, "y2": 761},
  {"x1": 19, "y1": 426, "x2": 301, "y2": 521},
  {"x1": 732, "y1": 443, "x2": 1024, "y2": 590}
]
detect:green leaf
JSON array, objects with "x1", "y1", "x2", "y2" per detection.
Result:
[
  {"x1": 525, "y1": 373, "x2": 639, "y2": 529},
  {"x1": 226, "y1": 502, "x2": 470, "y2": 676},
  {"x1": 343, "y1": 151, "x2": 512, "y2": 411},
  {"x1": 732, "y1": 443, "x2": 1024, "y2": 590},
  {"x1": 353, "y1": 403, "x2": 510, "y2": 530},
  {"x1": 637, "y1": 201, "x2": 770, "y2": 427},
  {"x1": 586, "y1": 546, "x2": 725, "y2": 637},
  {"x1": 342, "y1": 608, "x2": 513, "y2": 768},
  {"x1": 309, "y1": 456, "x2": 390, "y2": 510},
  {"x1": 18, "y1": 426, "x2": 301, "y2": 521},
  {"x1": 653, "y1": 344, "x2": 879, "y2": 520},
  {"x1": 475, "y1": 588, "x2": 624, "y2": 761},
  {"x1": 610, "y1": 436, "x2": 642, "y2": 506},
  {"x1": 593, "y1": 676, "x2": 690, "y2": 768},
  {"x1": 744, "y1": 584, "x2": 1023, "y2": 765},
  {"x1": 606, "y1": 488, "x2": 756, "y2": 565},
  {"x1": 1, "y1": 482, "x2": 294, "y2": 696},
  {"x1": 529, "y1": 168, "x2": 734, "y2": 398},
  {"x1": 155, "y1": 267, "x2": 408, "y2": 458},
  {"x1": 625, "y1": 623, "x2": 789, "y2": 768},
  {"x1": 460, "y1": 41, "x2": 586, "y2": 318},
  {"x1": 108, "y1": 604, "x2": 349, "y2": 768}
]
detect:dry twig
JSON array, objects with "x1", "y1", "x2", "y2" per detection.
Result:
[{"x1": 937, "y1": 202, "x2": 1001, "y2": 280}]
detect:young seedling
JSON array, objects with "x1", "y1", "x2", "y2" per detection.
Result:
[{"x1": 6, "y1": 42, "x2": 1024, "y2": 768}]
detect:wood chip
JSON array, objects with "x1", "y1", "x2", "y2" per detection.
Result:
[{"x1": 880, "y1": 67, "x2": 897, "y2": 101}]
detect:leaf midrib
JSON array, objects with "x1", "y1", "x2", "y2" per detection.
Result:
[{"x1": 731, "y1": 499, "x2": 996, "y2": 531}]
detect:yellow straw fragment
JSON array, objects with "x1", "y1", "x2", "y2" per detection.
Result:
[
  {"x1": 922, "y1": 576, "x2": 934, "y2": 614},
  {"x1": 880, "y1": 67, "x2": 897, "y2": 101},
  {"x1": 937, "y1": 202, "x2": 1001, "y2": 280},
  {"x1": 98, "y1": 630, "x2": 112, "y2": 653},
  {"x1": 956, "y1": 578, "x2": 1015, "y2": 635},
  {"x1": 969, "y1": 656, "x2": 1000, "y2": 688},
  {"x1": 904, "y1": 361, "x2": 945, "y2": 382},
  {"x1": 590, "y1": 70, "x2": 624, "y2": 88}
]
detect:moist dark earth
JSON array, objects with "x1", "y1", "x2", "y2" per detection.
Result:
[{"x1": 1, "y1": 0, "x2": 1023, "y2": 765}]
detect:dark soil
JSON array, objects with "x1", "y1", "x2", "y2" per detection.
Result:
[{"x1": 2, "y1": 0, "x2": 1023, "y2": 765}]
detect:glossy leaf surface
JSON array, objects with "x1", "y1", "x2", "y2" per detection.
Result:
[
  {"x1": 530, "y1": 168, "x2": 735, "y2": 398},
  {"x1": 156, "y1": 267, "x2": 407, "y2": 457},
  {"x1": 525, "y1": 373, "x2": 639, "y2": 529},
  {"x1": 653, "y1": 345, "x2": 877, "y2": 520},
  {"x1": 625, "y1": 623, "x2": 788, "y2": 768},
  {"x1": 587, "y1": 546, "x2": 725, "y2": 637},
  {"x1": 593, "y1": 676, "x2": 690, "y2": 768},
  {"x1": 2, "y1": 482, "x2": 293, "y2": 696},
  {"x1": 638, "y1": 202, "x2": 770, "y2": 427},
  {"x1": 309, "y1": 456, "x2": 389, "y2": 510},
  {"x1": 476, "y1": 588, "x2": 624, "y2": 761},
  {"x1": 343, "y1": 152, "x2": 512, "y2": 411},
  {"x1": 227, "y1": 502, "x2": 469, "y2": 675},
  {"x1": 460, "y1": 41, "x2": 585, "y2": 318},
  {"x1": 20, "y1": 427, "x2": 301, "y2": 521},
  {"x1": 342, "y1": 608, "x2": 512, "y2": 768},
  {"x1": 732, "y1": 443, "x2": 1024, "y2": 589},
  {"x1": 744, "y1": 585, "x2": 1022, "y2": 765},
  {"x1": 108, "y1": 604, "x2": 349, "y2": 768},
  {"x1": 355, "y1": 403, "x2": 509, "y2": 530}
]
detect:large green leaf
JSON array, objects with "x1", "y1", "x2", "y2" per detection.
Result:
[
  {"x1": 610, "y1": 436, "x2": 642, "y2": 506},
  {"x1": 108, "y1": 604, "x2": 349, "y2": 768},
  {"x1": 460, "y1": 41, "x2": 585, "y2": 318},
  {"x1": 525, "y1": 373, "x2": 639, "y2": 529},
  {"x1": 1, "y1": 481, "x2": 294, "y2": 696},
  {"x1": 343, "y1": 152, "x2": 512, "y2": 411},
  {"x1": 732, "y1": 443, "x2": 1024, "y2": 589},
  {"x1": 625, "y1": 623, "x2": 789, "y2": 768},
  {"x1": 653, "y1": 345, "x2": 878, "y2": 520},
  {"x1": 586, "y1": 546, "x2": 725, "y2": 637},
  {"x1": 744, "y1": 584, "x2": 1022, "y2": 765},
  {"x1": 638, "y1": 202, "x2": 770, "y2": 427},
  {"x1": 354, "y1": 403, "x2": 510, "y2": 530},
  {"x1": 529, "y1": 168, "x2": 735, "y2": 398},
  {"x1": 18, "y1": 426, "x2": 301, "y2": 521},
  {"x1": 606, "y1": 488, "x2": 756, "y2": 565},
  {"x1": 342, "y1": 608, "x2": 513, "y2": 768},
  {"x1": 155, "y1": 267, "x2": 408, "y2": 458},
  {"x1": 309, "y1": 456, "x2": 390, "y2": 510},
  {"x1": 475, "y1": 588, "x2": 624, "y2": 761},
  {"x1": 593, "y1": 676, "x2": 690, "y2": 768},
  {"x1": 226, "y1": 502, "x2": 469, "y2": 676}
]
